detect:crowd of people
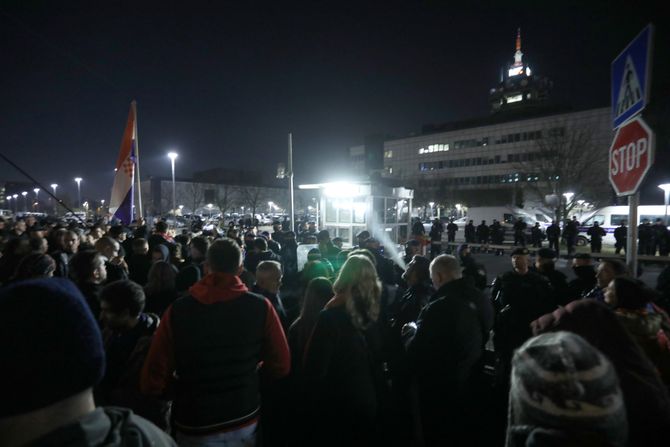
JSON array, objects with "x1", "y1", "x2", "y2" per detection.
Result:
[{"x1": 1, "y1": 212, "x2": 670, "y2": 446}]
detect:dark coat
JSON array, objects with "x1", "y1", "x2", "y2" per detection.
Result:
[
  {"x1": 127, "y1": 253, "x2": 152, "y2": 286},
  {"x1": 567, "y1": 265, "x2": 597, "y2": 299}
]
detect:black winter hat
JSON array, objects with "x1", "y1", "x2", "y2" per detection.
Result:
[{"x1": 0, "y1": 278, "x2": 105, "y2": 418}]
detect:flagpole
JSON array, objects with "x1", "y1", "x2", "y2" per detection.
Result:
[{"x1": 132, "y1": 100, "x2": 144, "y2": 219}]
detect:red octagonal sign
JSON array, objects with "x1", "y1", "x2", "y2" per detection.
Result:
[{"x1": 609, "y1": 116, "x2": 655, "y2": 196}]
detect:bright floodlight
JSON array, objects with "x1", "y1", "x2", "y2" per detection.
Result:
[
  {"x1": 6, "y1": 196, "x2": 11, "y2": 201},
  {"x1": 167, "y1": 152, "x2": 178, "y2": 161},
  {"x1": 12, "y1": 194, "x2": 18, "y2": 199},
  {"x1": 429, "y1": 202, "x2": 435, "y2": 207},
  {"x1": 659, "y1": 184, "x2": 670, "y2": 193},
  {"x1": 33, "y1": 188, "x2": 40, "y2": 194},
  {"x1": 21, "y1": 191, "x2": 27, "y2": 197},
  {"x1": 563, "y1": 192, "x2": 574, "y2": 202},
  {"x1": 207, "y1": 203, "x2": 213, "y2": 208},
  {"x1": 51, "y1": 183, "x2": 58, "y2": 189},
  {"x1": 74, "y1": 177, "x2": 82, "y2": 183}
]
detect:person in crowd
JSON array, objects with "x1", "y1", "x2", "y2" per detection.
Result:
[
  {"x1": 464, "y1": 219, "x2": 476, "y2": 243},
  {"x1": 604, "y1": 276, "x2": 670, "y2": 384},
  {"x1": 127, "y1": 238, "x2": 152, "y2": 286},
  {"x1": 279, "y1": 230, "x2": 299, "y2": 282},
  {"x1": 69, "y1": 250, "x2": 107, "y2": 318},
  {"x1": 29, "y1": 224, "x2": 48, "y2": 242},
  {"x1": 316, "y1": 229, "x2": 341, "y2": 270},
  {"x1": 534, "y1": 248, "x2": 570, "y2": 306},
  {"x1": 355, "y1": 230, "x2": 371, "y2": 249},
  {"x1": 0, "y1": 278, "x2": 175, "y2": 446},
  {"x1": 302, "y1": 255, "x2": 384, "y2": 444},
  {"x1": 97, "y1": 280, "x2": 169, "y2": 430},
  {"x1": 12, "y1": 252, "x2": 56, "y2": 281},
  {"x1": 150, "y1": 243, "x2": 174, "y2": 268},
  {"x1": 567, "y1": 253, "x2": 597, "y2": 298},
  {"x1": 458, "y1": 243, "x2": 487, "y2": 290},
  {"x1": 29, "y1": 235, "x2": 48, "y2": 254},
  {"x1": 562, "y1": 216, "x2": 579, "y2": 257},
  {"x1": 653, "y1": 218, "x2": 670, "y2": 256},
  {"x1": 95, "y1": 237, "x2": 128, "y2": 282},
  {"x1": 531, "y1": 299, "x2": 670, "y2": 447},
  {"x1": 176, "y1": 236, "x2": 209, "y2": 291},
  {"x1": 168, "y1": 242, "x2": 186, "y2": 272},
  {"x1": 446, "y1": 218, "x2": 458, "y2": 245},
  {"x1": 332, "y1": 236, "x2": 343, "y2": 249},
  {"x1": 107, "y1": 225, "x2": 128, "y2": 258},
  {"x1": 587, "y1": 220, "x2": 606, "y2": 253},
  {"x1": 505, "y1": 332, "x2": 628, "y2": 447},
  {"x1": 87, "y1": 224, "x2": 105, "y2": 248},
  {"x1": 148, "y1": 221, "x2": 174, "y2": 251},
  {"x1": 411, "y1": 217, "x2": 425, "y2": 239},
  {"x1": 141, "y1": 238, "x2": 290, "y2": 445},
  {"x1": 530, "y1": 222, "x2": 543, "y2": 248},
  {"x1": 252, "y1": 260, "x2": 289, "y2": 331},
  {"x1": 585, "y1": 258, "x2": 628, "y2": 301},
  {"x1": 144, "y1": 261, "x2": 178, "y2": 316},
  {"x1": 512, "y1": 217, "x2": 527, "y2": 247},
  {"x1": 475, "y1": 220, "x2": 489, "y2": 252},
  {"x1": 614, "y1": 220, "x2": 627, "y2": 254},
  {"x1": 363, "y1": 237, "x2": 396, "y2": 285},
  {"x1": 0, "y1": 238, "x2": 30, "y2": 283},
  {"x1": 491, "y1": 247, "x2": 555, "y2": 381},
  {"x1": 545, "y1": 219, "x2": 560, "y2": 257},
  {"x1": 638, "y1": 218, "x2": 653, "y2": 255},
  {"x1": 244, "y1": 237, "x2": 281, "y2": 275},
  {"x1": 288, "y1": 277, "x2": 333, "y2": 376},
  {"x1": 270, "y1": 222, "x2": 284, "y2": 247},
  {"x1": 390, "y1": 255, "x2": 433, "y2": 333},
  {"x1": 429, "y1": 218, "x2": 444, "y2": 259},
  {"x1": 658, "y1": 263, "x2": 670, "y2": 313},
  {"x1": 261, "y1": 231, "x2": 281, "y2": 256},
  {"x1": 7, "y1": 218, "x2": 27, "y2": 240},
  {"x1": 404, "y1": 254, "x2": 491, "y2": 445},
  {"x1": 489, "y1": 219, "x2": 505, "y2": 255},
  {"x1": 49, "y1": 228, "x2": 70, "y2": 278}
]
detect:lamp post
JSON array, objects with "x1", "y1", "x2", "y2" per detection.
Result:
[
  {"x1": 167, "y1": 152, "x2": 178, "y2": 219},
  {"x1": 21, "y1": 191, "x2": 27, "y2": 212},
  {"x1": 428, "y1": 202, "x2": 435, "y2": 219},
  {"x1": 74, "y1": 178, "x2": 82, "y2": 208},
  {"x1": 33, "y1": 188, "x2": 40, "y2": 212},
  {"x1": 659, "y1": 183, "x2": 670, "y2": 227},
  {"x1": 562, "y1": 192, "x2": 574, "y2": 220},
  {"x1": 51, "y1": 184, "x2": 58, "y2": 216},
  {"x1": 207, "y1": 203, "x2": 213, "y2": 220}
]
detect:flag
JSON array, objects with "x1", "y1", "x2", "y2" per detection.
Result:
[{"x1": 109, "y1": 103, "x2": 136, "y2": 224}]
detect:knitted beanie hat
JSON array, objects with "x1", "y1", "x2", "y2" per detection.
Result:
[
  {"x1": 0, "y1": 278, "x2": 105, "y2": 418},
  {"x1": 508, "y1": 332, "x2": 627, "y2": 446}
]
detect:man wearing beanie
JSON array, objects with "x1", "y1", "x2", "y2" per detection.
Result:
[
  {"x1": 0, "y1": 278, "x2": 175, "y2": 447},
  {"x1": 506, "y1": 332, "x2": 627, "y2": 446}
]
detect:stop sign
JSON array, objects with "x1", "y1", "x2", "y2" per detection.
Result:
[{"x1": 609, "y1": 116, "x2": 655, "y2": 196}]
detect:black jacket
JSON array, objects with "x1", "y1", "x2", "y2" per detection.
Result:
[{"x1": 567, "y1": 265, "x2": 597, "y2": 299}]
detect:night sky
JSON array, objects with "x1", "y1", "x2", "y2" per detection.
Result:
[{"x1": 1, "y1": 1, "x2": 667, "y2": 204}]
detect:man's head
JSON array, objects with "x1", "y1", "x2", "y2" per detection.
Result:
[
  {"x1": 308, "y1": 222, "x2": 316, "y2": 231},
  {"x1": 99, "y1": 280, "x2": 145, "y2": 331},
  {"x1": 108, "y1": 225, "x2": 127, "y2": 241},
  {"x1": 25, "y1": 215, "x2": 36, "y2": 227},
  {"x1": 511, "y1": 247, "x2": 530, "y2": 274},
  {"x1": 402, "y1": 255, "x2": 430, "y2": 286},
  {"x1": 572, "y1": 253, "x2": 592, "y2": 268},
  {"x1": 619, "y1": 220, "x2": 627, "y2": 226},
  {"x1": 64, "y1": 230, "x2": 80, "y2": 254},
  {"x1": 272, "y1": 223, "x2": 281, "y2": 232},
  {"x1": 317, "y1": 229, "x2": 330, "y2": 244},
  {"x1": 94, "y1": 237, "x2": 120, "y2": 260},
  {"x1": 332, "y1": 237, "x2": 343, "y2": 249},
  {"x1": 429, "y1": 254, "x2": 462, "y2": 290},
  {"x1": 356, "y1": 230, "x2": 370, "y2": 247},
  {"x1": 207, "y1": 238, "x2": 243, "y2": 274},
  {"x1": 481, "y1": 220, "x2": 486, "y2": 225},
  {"x1": 596, "y1": 259, "x2": 628, "y2": 289},
  {"x1": 89, "y1": 225, "x2": 104, "y2": 240},
  {"x1": 29, "y1": 236, "x2": 48, "y2": 254},
  {"x1": 0, "y1": 278, "x2": 105, "y2": 419},
  {"x1": 69, "y1": 250, "x2": 107, "y2": 284},
  {"x1": 252, "y1": 237, "x2": 268, "y2": 253},
  {"x1": 155, "y1": 221, "x2": 168, "y2": 234},
  {"x1": 255, "y1": 260, "x2": 282, "y2": 294},
  {"x1": 189, "y1": 236, "x2": 210, "y2": 262},
  {"x1": 14, "y1": 219, "x2": 26, "y2": 234},
  {"x1": 132, "y1": 238, "x2": 149, "y2": 255},
  {"x1": 405, "y1": 239, "x2": 421, "y2": 257},
  {"x1": 535, "y1": 248, "x2": 556, "y2": 271},
  {"x1": 151, "y1": 244, "x2": 169, "y2": 262},
  {"x1": 594, "y1": 221, "x2": 600, "y2": 227}
]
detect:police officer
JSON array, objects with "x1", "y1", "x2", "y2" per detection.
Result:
[
  {"x1": 489, "y1": 219, "x2": 504, "y2": 255},
  {"x1": 513, "y1": 217, "x2": 527, "y2": 246},
  {"x1": 586, "y1": 221, "x2": 606, "y2": 253},
  {"x1": 429, "y1": 218, "x2": 444, "y2": 259},
  {"x1": 613, "y1": 221, "x2": 627, "y2": 255},
  {"x1": 653, "y1": 218, "x2": 670, "y2": 256},
  {"x1": 491, "y1": 247, "x2": 555, "y2": 380},
  {"x1": 638, "y1": 218, "x2": 653, "y2": 255},
  {"x1": 446, "y1": 219, "x2": 458, "y2": 244},
  {"x1": 530, "y1": 222, "x2": 543, "y2": 248},
  {"x1": 476, "y1": 220, "x2": 489, "y2": 252},
  {"x1": 464, "y1": 220, "x2": 476, "y2": 243},
  {"x1": 562, "y1": 216, "x2": 579, "y2": 257},
  {"x1": 534, "y1": 248, "x2": 570, "y2": 306},
  {"x1": 546, "y1": 220, "x2": 561, "y2": 256}
]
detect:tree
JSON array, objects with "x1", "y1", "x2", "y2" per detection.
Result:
[
  {"x1": 180, "y1": 182, "x2": 205, "y2": 215},
  {"x1": 216, "y1": 184, "x2": 238, "y2": 218},
  {"x1": 239, "y1": 185, "x2": 267, "y2": 220},
  {"x1": 513, "y1": 123, "x2": 609, "y2": 222}
]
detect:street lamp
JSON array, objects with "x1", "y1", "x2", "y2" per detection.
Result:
[
  {"x1": 74, "y1": 178, "x2": 83, "y2": 208},
  {"x1": 659, "y1": 183, "x2": 670, "y2": 226},
  {"x1": 51, "y1": 184, "x2": 58, "y2": 216},
  {"x1": 33, "y1": 188, "x2": 40, "y2": 212},
  {"x1": 12, "y1": 194, "x2": 18, "y2": 214},
  {"x1": 167, "y1": 152, "x2": 178, "y2": 219},
  {"x1": 6, "y1": 196, "x2": 11, "y2": 213},
  {"x1": 429, "y1": 201, "x2": 435, "y2": 219},
  {"x1": 21, "y1": 191, "x2": 27, "y2": 212},
  {"x1": 207, "y1": 203, "x2": 213, "y2": 220}
]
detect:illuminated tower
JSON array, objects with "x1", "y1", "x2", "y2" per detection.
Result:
[{"x1": 489, "y1": 28, "x2": 552, "y2": 113}]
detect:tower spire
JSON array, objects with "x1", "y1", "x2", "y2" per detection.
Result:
[{"x1": 516, "y1": 28, "x2": 521, "y2": 52}]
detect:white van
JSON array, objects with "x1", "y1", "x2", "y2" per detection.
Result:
[{"x1": 578, "y1": 205, "x2": 670, "y2": 245}]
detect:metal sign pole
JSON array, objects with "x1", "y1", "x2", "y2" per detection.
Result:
[
  {"x1": 288, "y1": 133, "x2": 296, "y2": 233},
  {"x1": 626, "y1": 192, "x2": 639, "y2": 274}
]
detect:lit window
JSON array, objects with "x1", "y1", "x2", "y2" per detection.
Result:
[
  {"x1": 384, "y1": 150, "x2": 393, "y2": 159},
  {"x1": 507, "y1": 94, "x2": 523, "y2": 103}
]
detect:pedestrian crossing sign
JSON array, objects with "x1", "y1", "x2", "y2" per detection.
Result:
[{"x1": 611, "y1": 24, "x2": 653, "y2": 129}]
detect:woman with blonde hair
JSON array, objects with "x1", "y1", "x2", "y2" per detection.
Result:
[{"x1": 302, "y1": 255, "x2": 385, "y2": 444}]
